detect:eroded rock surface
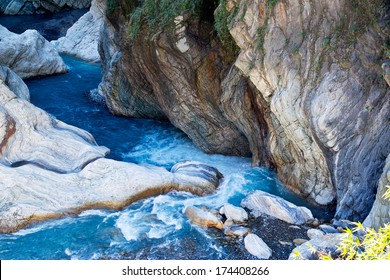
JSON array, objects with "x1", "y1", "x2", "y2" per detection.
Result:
[{"x1": 0, "y1": 25, "x2": 67, "y2": 79}]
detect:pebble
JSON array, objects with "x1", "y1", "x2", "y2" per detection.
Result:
[
  {"x1": 293, "y1": 238, "x2": 309, "y2": 245},
  {"x1": 319, "y1": 224, "x2": 338, "y2": 234}
]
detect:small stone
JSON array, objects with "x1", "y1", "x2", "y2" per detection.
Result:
[
  {"x1": 293, "y1": 238, "x2": 309, "y2": 245},
  {"x1": 220, "y1": 203, "x2": 248, "y2": 223},
  {"x1": 308, "y1": 218, "x2": 320, "y2": 227},
  {"x1": 224, "y1": 219, "x2": 234, "y2": 227},
  {"x1": 244, "y1": 233, "x2": 272, "y2": 259},
  {"x1": 319, "y1": 224, "x2": 338, "y2": 234},
  {"x1": 332, "y1": 219, "x2": 352, "y2": 229},
  {"x1": 184, "y1": 206, "x2": 224, "y2": 230},
  {"x1": 224, "y1": 226, "x2": 250, "y2": 237},
  {"x1": 307, "y1": 228, "x2": 325, "y2": 239},
  {"x1": 279, "y1": 241, "x2": 293, "y2": 246},
  {"x1": 289, "y1": 225, "x2": 301, "y2": 230}
]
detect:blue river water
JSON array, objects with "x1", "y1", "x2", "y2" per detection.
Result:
[{"x1": 0, "y1": 56, "x2": 333, "y2": 260}]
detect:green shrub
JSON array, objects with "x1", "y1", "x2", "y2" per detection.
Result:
[
  {"x1": 320, "y1": 186, "x2": 390, "y2": 260},
  {"x1": 214, "y1": 0, "x2": 239, "y2": 57},
  {"x1": 126, "y1": 0, "x2": 202, "y2": 40}
]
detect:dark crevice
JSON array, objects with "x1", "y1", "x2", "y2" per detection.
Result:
[{"x1": 200, "y1": 0, "x2": 218, "y2": 23}]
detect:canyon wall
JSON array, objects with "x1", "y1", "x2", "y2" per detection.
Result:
[{"x1": 99, "y1": 0, "x2": 390, "y2": 222}]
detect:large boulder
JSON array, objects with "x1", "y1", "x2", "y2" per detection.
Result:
[
  {"x1": 0, "y1": 80, "x2": 220, "y2": 233},
  {"x1": 51, "y1": 0, "x2": 104, "y2": 62},
  {"x1": 241, "y1": 190, "x2": 313, "y2": 225},
  {"x1": 0, "y1": 66, "x2": 29, "y2": 100},
  {"x1": 1, "y1": 0, "x2": 91, "y2": 15},
  {"x1": 0, "y1": 25, "x2": 67, "y2": 79}
]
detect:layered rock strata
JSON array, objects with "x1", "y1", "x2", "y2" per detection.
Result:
[{"x1": 99, "y1": 0, "x2": 390, "y2": 221}]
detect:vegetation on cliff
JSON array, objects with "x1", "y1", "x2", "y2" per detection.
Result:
[{"x1": 106, "y1": 0, "x2": 238, "y2": 56}]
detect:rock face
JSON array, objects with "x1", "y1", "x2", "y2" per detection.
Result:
[
  {"x1": 244, "y1": 233, "x2": 272, "y2": 259},
  {"x1": 98, "y1": 0, "x2": 251, "y2": 156},
  {"x1": 98, "y1": 0, "x2": 390, "y2": 221},
  {"x1": 184, "y1": 206, "x2": 224, "y2": 229},
  {"x1": 241, "y1": 190, "x2": 313, "y2": 225},
  {"x1": 0, "y1": 0, "x2": 91, "y2": 15},
  {"x1": 51, "y1": 0, "x2": 103, "y2": 62},
  {"x1": 0, "y1": 66, "x2": 29, "y2": 100},
  {"x1": 0, "y1": 25, "x2": 67, "y2": 79},
  {"x1": 230, "y1": 0, "x2": 390, "y2": 221},
  {"x1": 364, "y1": 154, "x2": 390, "y2": 230},
  {"x1": 0, "y1": 80, "x2": 220, "y2": 233},
  {"x1": 289, "y1": 233, "x2": 344, "y2": 260}
]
